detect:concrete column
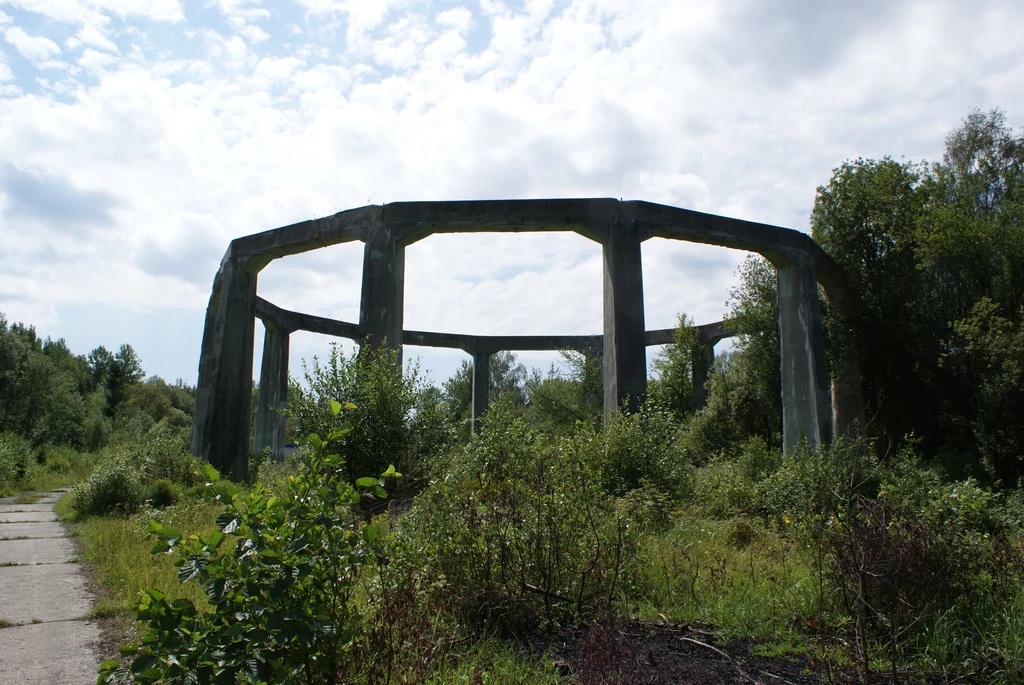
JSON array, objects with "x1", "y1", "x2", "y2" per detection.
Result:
[
  {"x1": 776, "y1": 252, "x2": 832, "y2": 452},
  {"x1": 691, "y1": 343, "x2": 715, "y2": 413},
  {"x1": 191, "y1": 255, "x2": 259, "y2": 477},
  {"x1": 254, "y1": 320, "x2": 290, "y2": 460},
  {"x1": 471, "y1": 348, "x2": 490, "y2": 432},
  {"x1": 602, "y1": 219, "x2": 647, "y2": 416},
  {"x1": 359, "y1": 230, "x2": 405, "y2": 360}
]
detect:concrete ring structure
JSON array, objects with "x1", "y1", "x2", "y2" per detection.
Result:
[{"x1": 190, "y1": 198, "x2": 864, "y2": 477}]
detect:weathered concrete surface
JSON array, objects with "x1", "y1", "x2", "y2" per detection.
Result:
[
  {"x1": 602, "y1": 217, "x2": 648, "y2": 415},
  {"x1": 0, "y1": 535, "x2": 78, "y2": 565},
  {"x1": 0, "y1": 563, "x2": 93, "y2": 623},
  {"x1": 0, "y1": 620, "x2": 101, "y2": 685},
  {"x1": 0, "y1": 510, "x2": 57, "y2": 523},
  {"x1": 359, "y1": 229, "x2": 405, "y2": 355},
  {"x1": 191, "y1": 254, "x2": 260, "y2": 477},
  {"x1": 776, "y1": 251, "x2": 832, "y2": 452},
  {"x1": 0, "y1": 490, "x2": 100, "y2": 685},
  {"x1": 0, "y1": 521, "x2": 65, "y2": 539},
  {"x1": 254, "y1": 319, "x2": 290, "y2": 459},
  {"x1": 0, "y1": 503, "x2": 56, "y2": 513},
  {"x1": 471, "y1": 349, "x2": 490, "y2": 431}
]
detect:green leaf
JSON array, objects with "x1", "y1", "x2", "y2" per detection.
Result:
[
  {"x1": 216, "y1": 513, "x2": 240, "y2": 534},
  {"x1": 131, "y1": 655, "x2": 158, "y2": 675},
  {"x1": 355, "y1": 477, "x2": 379, "y2": 488},
  {"x1": 330, "y1": 399, "x2": 342, "y2": 416},
  {"x1": 99, "y1": 659, "x2": 121, "y2": 672},
  {"x1": 381, "y1": 464, "x2": 397, "y2": 477},
  {"x1": 204, "y1": 463, "x2": 220, "y2": 483},
  {"x1": 148, "y1": 520, "x2": 163, "y2": 534}
]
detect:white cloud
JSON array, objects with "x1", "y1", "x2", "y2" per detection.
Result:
[
  {"x1": 78, "y1": 47, "x2": 115, "y2": 69},
  {"x1": 2, "y1": 0, "x2": 184, "y2": 25},
  {"x1": 4, "y1": 26, "x2": 61, "y2": 62},
  {"x1": 76, "y1": 25, "x2": 117, "y2": 52},
  {"x1": 1, "y1": 0, "x2": 1024, "y2": 384}
]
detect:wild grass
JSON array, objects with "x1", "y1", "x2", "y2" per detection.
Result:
[
  {"x1": 422, "y1": 639, "x2": 564, "y2": 684},
  {"x1": 72, "y1": 498, "x2": 220, "y2": 615},
  {"x1": 631, "y1": 515, "x2": 821, "y2": 642}
]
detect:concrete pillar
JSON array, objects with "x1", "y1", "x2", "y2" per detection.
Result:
[
  {"x1": 602, "y1": 219, "x2": 647, "y2": 416},
  {"x1": 359, "y1": 230, "x2": 405, "y2": 360},
  {"x1": 776, "y1": 252, "x2": 832, "y2": 452},
  {"x1": 691, "y1": 343, "x2": 715, "y2": 413},
  {"x1": 471, "y1": 348, "x2": 490, "y2": 432},
  {"x1": 254, "y1": 320, "x2": 290, "y2": 460},
  {"x1": 191, "y1": 256, "x2": 259, "y2": 477}
]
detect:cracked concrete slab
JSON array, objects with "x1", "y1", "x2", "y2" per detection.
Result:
[
  {"x1": 0, "y1": 535, "x2": 78, "y2": 565},
  {"x1": 0, "y1": 503, "x2": 59, "y2": 513},
  {"x1": 0, "y1": 491, "x2": 100, "y2": 684},
  {"x1": 0, "y1": 521, "x2": 66, "y2": 539},
  {"x1": 0, "y1": 620, "x2": 101, "y2": 685},
  {"x1": 0, "y1": 511, "x2": 58, "y2": 523},
  {"x1": 0, "y1": 563, "x2": 93, "y2": 623}
]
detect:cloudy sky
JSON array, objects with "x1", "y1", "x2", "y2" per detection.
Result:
[{"x1": 1, "y1": 0, "x2": 1022, "y2": 386}]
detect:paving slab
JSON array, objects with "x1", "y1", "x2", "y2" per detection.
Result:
[
  {"x1": 0, "y1": 503, "x2": 57, "y2": 513},
  {"x1": 0, "y1": 620, "x2": 101, "y2": 685},
  {"x1": 0, "y1": 510, "x2": 58, "y2": 523},
  {"x1": 0, "y1": 563, "x2": 93, "y2": 623},
  {"x1": 0, "y1": 536, "x2": 78, "y2": 565},
  {"x1": 0, "y1": 521, "x2": 66, "y2": 539}
]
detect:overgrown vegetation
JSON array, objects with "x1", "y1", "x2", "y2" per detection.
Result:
[{"x1": 3, "y1": 108, "x2": 1022, "y2": 683}]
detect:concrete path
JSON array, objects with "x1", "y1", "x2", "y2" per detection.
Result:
[{"x1": 0, "y1": 489, "x2": 101, "y2": 684}]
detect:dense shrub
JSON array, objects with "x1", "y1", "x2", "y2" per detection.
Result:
[
  {"x1": 394, "y1": 402, "x2": 651, "y2": 630},
  {"x1": 142, "y1": 478, "x2": 179, "y2": 508},
  {"x1": 103, "y1": 403, "x2": 396, "y2": 685},
  {"x1": 596, "y1": 404, "x2": 684, "y2": 497},
  {"x1": 0, "y1": 432, "x2": 34, "y2": 489},
  {"x1": 291, "y1": 344, "x2": 452, "y2": 489},
  {"x1": 70, "y1": 453, "x2": 144, "y2": 515}
]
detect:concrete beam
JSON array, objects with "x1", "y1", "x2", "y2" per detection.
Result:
[
  {"x1": 191, "y1": 256, "x2": 259, "y2": 477},
  {"x1": 777, "y1": 250, "x2": 832, "y2": 452},
  {"x1": 602, "y1": 217, "x2": 647, "y2": 415},
  {"x1": 253, "y1": 319, "x2": 290, "y2": 460}
]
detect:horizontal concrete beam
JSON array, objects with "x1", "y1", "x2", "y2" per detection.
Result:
[
  {"x1": 644, "y1": 320, "x2": 737, "y2": 347},
  {"x1": 224, "y1": 200, "x2": 850, "y2": 306},
  {"x1": 255, "y1": 298, "x2": 359, "y2": 339},
  {"x1": 257, "y1": 297, "x2": 734, "y2": 355}
]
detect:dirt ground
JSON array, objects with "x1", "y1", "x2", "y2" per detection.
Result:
[{"x1": 527, "y1": 618, "x2": 962, "y2": 685}]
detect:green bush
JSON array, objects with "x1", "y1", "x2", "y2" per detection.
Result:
[
  {"x1": 395, "y1": 402, "x2": 648, "y2": 630},
  {"x1": 596, "y1": 404, "x2": 684, "y2": 497},
  {"x1": 142, "y1": 478, "x2": 179, "y2": 508},
  {"x1": 70, "y1": 452, "x2": 143, "y2": 516},
  {"x1": 45, "y1": 452, "x2": 72, "y2": 473},
  {"x1": 291, "y1": 343, "x2": 452, "y2": 489},
  {"x1": 102, "y1": 402, "x2": 397, "y2": 684},
  {"x1": 0, "y1": 432, "x2": 34, "y2": 490}
]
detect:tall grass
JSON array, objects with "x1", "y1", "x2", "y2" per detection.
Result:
[
  {"x1": 72, "y1": 498, "x2": 220, "y2": 613},
  {"x1": 632, "y1": 515, "x2": 820, "y2": 641}
]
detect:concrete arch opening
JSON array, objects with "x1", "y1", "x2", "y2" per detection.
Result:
[{"x1": 191, "y1": 199, "x2": 864, "y2": 477}]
